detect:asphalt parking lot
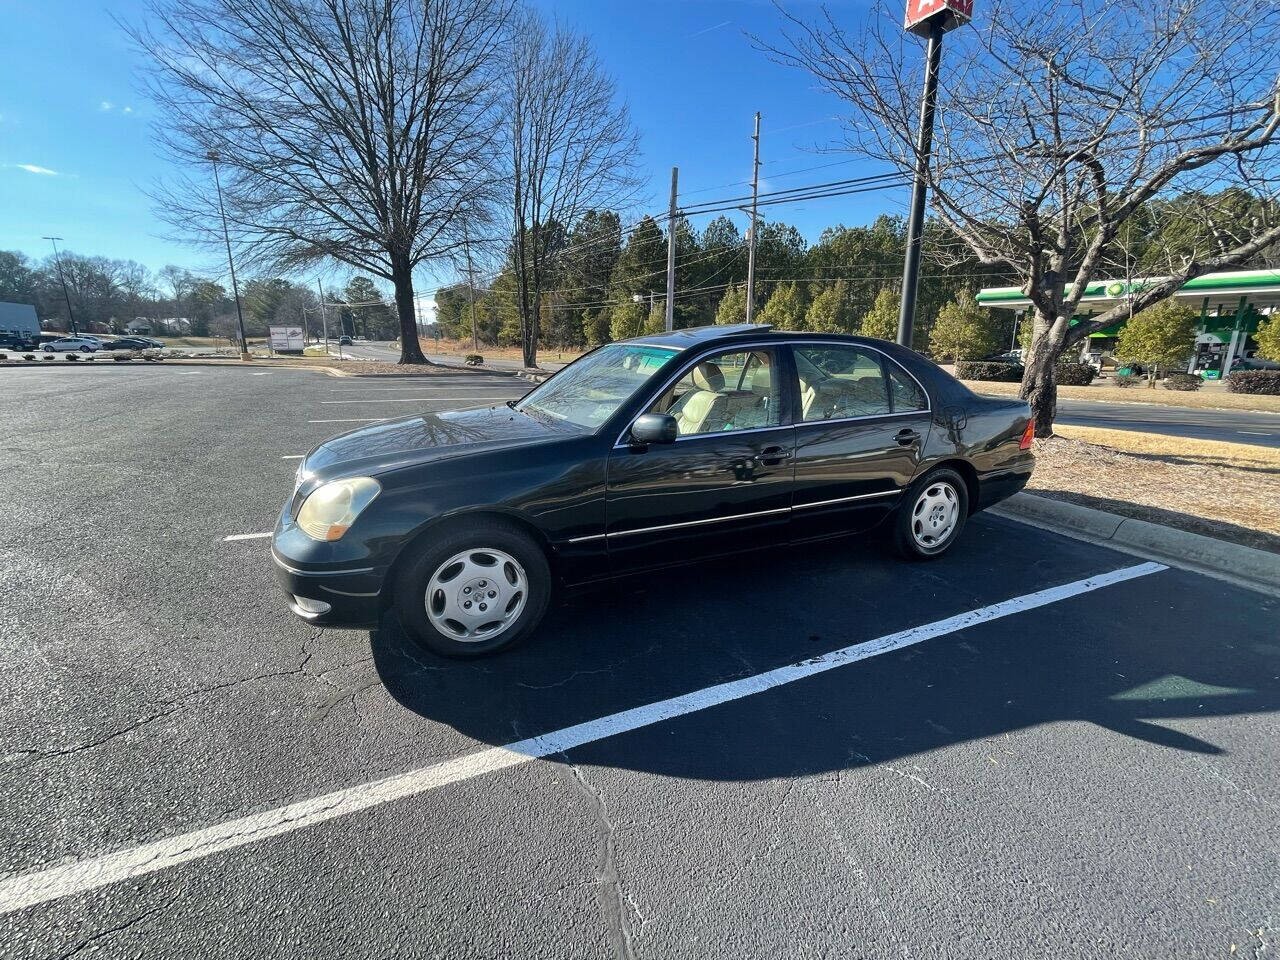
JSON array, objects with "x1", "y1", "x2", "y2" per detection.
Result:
[{"x1": 1, "y1": 363, "x2": 1277, "y2": 959}]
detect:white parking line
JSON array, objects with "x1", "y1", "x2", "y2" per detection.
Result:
[
  {"x1": 320, "y1": 397, "x2": 511, "y2": 404},
  {"x1": 281, "y1": 455, "x2": 305, "y2": 460},
  {"x1": 307, "y1": 418, "x2": 390, "y2": 423},
  {"x1": 1238, "y1": 431, "x2": 1273, "y2": 436},
  {"x1": 0, "y1": 560, "x2": 1165, "y2": 916},
  {"x1": 222, "y1": 532, "x2": 272, "y2": 541}
]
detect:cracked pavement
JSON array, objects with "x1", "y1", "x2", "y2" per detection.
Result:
[{"x1": 1, "y1": 363, "x2": 1278, "y2": 958}]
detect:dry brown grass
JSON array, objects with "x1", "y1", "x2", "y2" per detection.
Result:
[
  {"x1": 962, "y1": 378, "x2": 1280, "y2": 413},
  {"x1": 1027, "y1": 430, "x2": 1280, "y2": 552},
  {"x1": 412, "y1": 337, "x2": 588, "y2": 366}
]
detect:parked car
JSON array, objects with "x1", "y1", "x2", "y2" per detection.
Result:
[
  {"x1": 100, "y1": 337, "x2": 155, "y2": 351},
  {"x1": 338, "y1": 335, "x2": 353, "y2": 345},
  {"x1": 1232, "y1": 354, "x2": 1280, "y2": 372},
  {"x1": 272, "y1": 324, "x2": 1035, "y2": 657},
  {"x1": 42, "y1": 336, "x2": 101, "y2": 353}
]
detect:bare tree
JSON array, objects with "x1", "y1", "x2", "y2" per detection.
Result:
[
  {"x1": 505, "y1": 8, "x2": 640, "y2": 369},
  {"x1": 130, "y1": 0, "x2": 512, "y2": 364},
  {"x1": 765, "y1": 0, "x2": 1280, "y2": 433}
]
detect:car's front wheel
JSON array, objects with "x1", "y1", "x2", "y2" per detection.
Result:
[
  {"x1": 890, "y1": 467, "x2": 969, "y2": 560},
  {"x1": 394, "y1": 520, "x2": 551, "y2": 658}
]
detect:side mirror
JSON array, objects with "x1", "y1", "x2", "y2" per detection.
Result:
[{"x1": 629, "y1": 413, "x2": 678, "y2": 445}]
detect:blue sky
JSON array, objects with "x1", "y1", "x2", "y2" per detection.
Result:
[{"x1": 0, "y1": 0, "x2": 901, "y2": 292}]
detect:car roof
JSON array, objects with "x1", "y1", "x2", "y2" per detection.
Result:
[{"x1": 626, "y1": 324, "x2": 907, "y2": 355}]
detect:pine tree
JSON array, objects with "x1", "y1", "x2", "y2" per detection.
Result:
[
  {"x1": 859, "y1": 287, "x2": 900, "y2": 340},
  {"x1": 929, "y1": 287, "x2": 997, "y2": 363},
  {"x1": 715, "y1": 284, "x2": 748, "y2": 325},
  {"x1": 760, "y1": 282, "x2": 807, "y2": 330},
  {"x1": 608, "y1": 300, "x2": 647, "y2": 341},
  {"x1": 805, "y1": 280, "x2": 854, "y2": 333}
]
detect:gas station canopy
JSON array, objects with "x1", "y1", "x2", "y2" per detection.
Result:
[
  {"x1": 977, "y1": 268, "x2": 1279, "y2": 379},
  {"x1": 976, "y1": 268, "x2": 1280, "y2": 315}
]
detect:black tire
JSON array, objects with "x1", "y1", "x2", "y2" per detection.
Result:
[
  {"x1": 43, "y1": 346, "x2": 53, "y2": 353},
  {"x1": 394, "y1": 519, "x2": 551, "y2": 658},
  {"x1": 80, "y1": 346, "x2": 92, "y2": 352},
  {"x1": 889, "y1": 467, "x2": 969, "y2": 560}
]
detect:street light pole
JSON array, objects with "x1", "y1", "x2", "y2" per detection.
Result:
[
  {"x1": 207, "y1": 150, "x2": 250, "y2": 360},
  {"x1": 42, "y1": 236, "x2": 77, "y2": 334}
]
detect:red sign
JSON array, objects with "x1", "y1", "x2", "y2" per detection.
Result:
[{"x1": 905, "y1": 0, "x2": 972, "y2": 35}]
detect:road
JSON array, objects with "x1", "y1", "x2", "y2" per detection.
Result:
[
  {"x1": 1056, "y1": 398, "x2": 1280, "y2": 447},
  {"x1": 3, "y1": 363, "x2": 1273, "y2": 958}
]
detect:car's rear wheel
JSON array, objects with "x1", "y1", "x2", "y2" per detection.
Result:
[
  {"x1": 394, "y1": 520, "x2": 551, "y2": 658},
  {"x1": 890, "y1": 467, "x2": 968, "y2": 560}
]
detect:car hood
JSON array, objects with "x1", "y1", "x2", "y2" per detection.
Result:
[{"x1": 303, "y1": 404, "x2": 578, "y2": 479}]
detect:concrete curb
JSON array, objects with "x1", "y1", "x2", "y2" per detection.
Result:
[{"x1": 990, "y1": 492, "x2": 1280, "y2": 597}]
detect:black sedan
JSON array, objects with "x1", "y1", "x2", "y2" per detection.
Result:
[{"x1": 272, "y1": 324, "x2": 1034, "y2": 657}]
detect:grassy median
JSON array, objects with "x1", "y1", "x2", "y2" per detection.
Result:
[
  {"x1": 1028, "y1": 425, "x2": 1280, "y2": 553},
  {"x1": 963, "y1": 378, "x2": 1280, "y2": 414}
]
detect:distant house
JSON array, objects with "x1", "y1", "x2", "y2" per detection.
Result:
[{"x1": 126, "y1": 319, "x2": 153, "y2": 335}]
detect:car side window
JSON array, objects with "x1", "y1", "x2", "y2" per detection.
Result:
[
  {"x1": 651, "y1": 349, "x2": 782, "y2": 437},
  {"x1": 886, "y1": 362, "x2": 927, "y2": 412},
  {"x1": 794, "y1": 346, "x2": 891, "y2": 421}
]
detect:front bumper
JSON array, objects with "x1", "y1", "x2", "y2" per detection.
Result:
[
  {"x1": 272, "y1": 548, "x2": 387, "y2": 628},
  {"x1": 271, "y1": 488, "x2": 391, "y2": 628}
]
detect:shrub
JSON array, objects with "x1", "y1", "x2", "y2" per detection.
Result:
[
  {"x1": 464, "y1": 353, "x2": 483, "y2": 366},
  {"x1": 955, "y1": 360, "x2": 1023, "y2": 382},
  {"x1": 23, "y1": 354, "x2": 35, "y2": 361},
  {"x1": 42, "y1": 354, "x2": 54, "y2": 361},
  {"x1": 0, "y1": 353, "x2": 6, "y2": 361},
  {"x1": 1112, "y1": 373, "x2": 1140, "y2": 388},
  {"x1": 1228, "y1": 370, "x2": 1280, "y2": 395},
  {"x1": 66, "y1": 353, "x2": 80, "y2": 361},
  {"x1": 1054, "y1": 361, "x2": 1096, "y2": 385},
  {"x1": 1162, "y1": 372, "x2": 1202, "y2": 391}
]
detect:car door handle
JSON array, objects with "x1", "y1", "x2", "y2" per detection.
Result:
[
  {"x1": 895, "y1": 429, "x2": 920, "y2": 446},
  {"x1": 754, "y1": 445, "x2": 792, "y2": 465}
]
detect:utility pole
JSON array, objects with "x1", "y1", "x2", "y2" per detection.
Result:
[
  {"x1": 665, "y1": 167, "x2": 678, "y2": 332},
  {"x1": 745, "y1": 113, "x2": 761, "y2": 324},
  {"x1": 42, "y1": 236, "x2": 77, "y2": 334},
  {"x1": 897, "y1": 0, "x2": 971, "y2": 348},
  {"x1": 463, "y1": 221, "x2": 479, "y2": 352},
  {"x1": 316, "y1": 279, "x2": 330, "y2": 356},
  {"x1": 206, "y1": 150, "x2": 250, "y2": 360}
]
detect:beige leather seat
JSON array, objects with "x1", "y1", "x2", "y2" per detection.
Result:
[{"x1": 670, "y1": 361, "x2": 729, "y2": 435}]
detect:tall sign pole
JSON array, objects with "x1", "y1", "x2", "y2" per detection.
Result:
[
  {"x1": 665, "y1": 167, "x2": 678, "y2": 332},
  {"x1": 896, "y1": 0, "x2": 972, "y2": 349}
]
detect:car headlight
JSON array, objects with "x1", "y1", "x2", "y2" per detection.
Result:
[{"x1": 296, "y1": 477, "x2": 381, "y2": 541}]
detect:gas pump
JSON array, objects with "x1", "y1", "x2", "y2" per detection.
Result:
[{"x1": 1190, "y1": 334, "x2": 1224, "y2": 379}]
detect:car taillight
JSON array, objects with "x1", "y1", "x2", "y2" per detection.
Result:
[{"x1": 1019, "y1": 421, "x2": 1035, "y2": 450}]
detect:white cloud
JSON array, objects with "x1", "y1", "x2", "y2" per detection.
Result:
[
  {"x1": 100, "y1": 100, "x2": 113, "y2": 111},
  {"x1": 11, "y1": 163, "x2": 59, "y2": 176},
  {"x1": 123, "y1": 106, "x2": 133, "y2": 114}
]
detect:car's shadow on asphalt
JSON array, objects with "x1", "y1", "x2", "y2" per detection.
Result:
[{"x1": 368, "y1": 524, "x2": 1280, "y2": 778}]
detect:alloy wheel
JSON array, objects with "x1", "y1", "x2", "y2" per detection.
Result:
[
  {"x1": 424, "y1": 548, "x2": 528, "y2": 642},
  {"x1": 911, "y1": 481, "x2": 960, "y2": 549}
]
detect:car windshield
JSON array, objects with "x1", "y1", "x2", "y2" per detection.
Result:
[{"x1": 515, "y1": 343, "x2": 679, "y2": 429}]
